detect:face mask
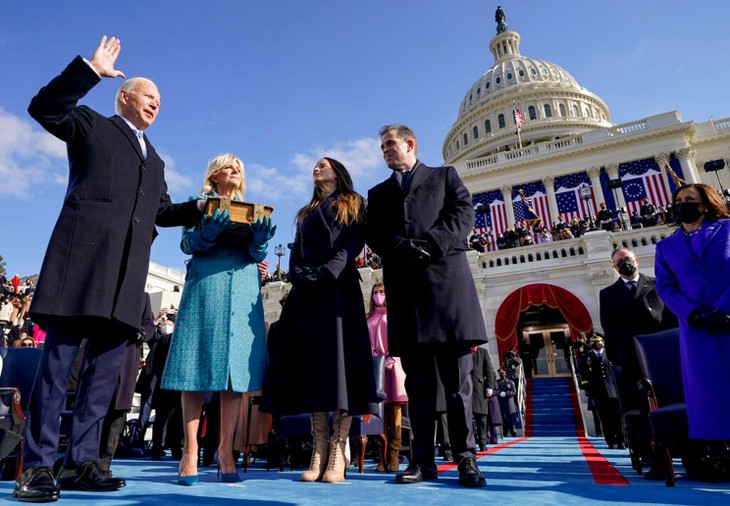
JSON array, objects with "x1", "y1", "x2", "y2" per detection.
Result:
[
  {"x1": 161, "y1": 324, "x2": 173, "y2": 335},
  {"x1": 373, "y1": 293, "x2": 386, "y2": 306},
  {"x1": 591, "y1": 342, "x2": 604, "y2": 351},
  {"x1": 616, "y1": 257, "x2": 637, "y2": 277},
  {"x1": 673, "y1": 202, "x2": 702, "y2": 224}
]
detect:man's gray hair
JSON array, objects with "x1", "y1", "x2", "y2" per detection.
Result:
[{"x1": 114, "y1": 77, "x2": 155, "y2": 115}]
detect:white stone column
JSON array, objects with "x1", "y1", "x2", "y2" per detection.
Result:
[
  {"x1": 654, "y1": 153, "x2": 675, "y2": 198},
  {"x1": 501, "y1": 185, "x2": 516, "y2": 226},
  {"x1": 587, "y1": 166, "x2": 606, "y2": 206},
  {"x1": 542, "y1": 175, "x2": 559, "y2": 225},
  {"x1": 676, "y1": 147, "x2": 701, "y2": 184}
]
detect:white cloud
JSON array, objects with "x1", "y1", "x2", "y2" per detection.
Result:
[
  {"x1": 289, "y1": 137, "x2": 385, "y2": 192},
  {"x1": 245, "y1": 137, "x2": 384, "y2": 201},
  {"x1": 158, "y1": 152, "x2": 196, "y2": 198},
  {"x1": 0, "y1": 107, "x2": 67, "y2": 197}
]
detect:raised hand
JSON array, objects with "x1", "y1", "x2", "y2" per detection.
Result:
[{"x1": 88, "y1": 35, "x2": 126, "y2": 79}]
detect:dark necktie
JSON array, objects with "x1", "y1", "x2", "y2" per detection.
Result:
[
  {"x1": 401, "y1": 169, "x2": 412, "y2": 192},
  {"x1": 627, "y1": 280, "x2": 638, "y2": 293}
]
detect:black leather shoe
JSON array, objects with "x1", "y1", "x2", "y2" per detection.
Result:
[
  {"x1": 395, "y1": 463, "x2": 438, "y2": 484},
  {"x1": 57, "y1": 461, "x2": 126, "y2": 491},
  {"x1": 13, "y1": 466, "x2": 60, "y2": 503},
  {"x1": 457, "y1": 456, "x2": 486, "y2": 488},
  {"x1": 395, "y1": 464, "x2": 423, "y2": 484}
]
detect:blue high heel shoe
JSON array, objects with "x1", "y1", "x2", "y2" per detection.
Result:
[
  {"x1": 177, "y1": 474, "x2": 198, "y2": 486},
  {"x1": 215, "y1": 452, "x2": 241, "y2": 483}
]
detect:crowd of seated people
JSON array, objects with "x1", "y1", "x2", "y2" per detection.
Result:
[
  {"x1": 0, "y1": 274, "x2": 43, "y2": 348},
  {"x1": 465, "y1": 200, "x2": 674, "y2": 253}
]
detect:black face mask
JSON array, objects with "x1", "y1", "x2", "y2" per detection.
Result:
[
  {"x1": 616, "y1": 258, "x2": 637, "y2": 277},
  {"x1": 591, "y1": 342, "x2": 604, "y2": 351},
  {"x1": 673, "y1": 202, "x2": 703, "y2": 224}
]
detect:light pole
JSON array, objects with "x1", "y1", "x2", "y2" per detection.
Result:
[
  {"x1": 275, "y1": 244, "x2": 285, "y2": 274},
  {"x1": 579, "y1": 183, "x2": 599, "y2": 231}
]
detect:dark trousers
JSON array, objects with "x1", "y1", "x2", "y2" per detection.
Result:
[
  {"x1": 400, "y1": 347, "x2": 475, "y2": 467},
  {"x1": 23, "y1": 323, "x2": 128, "y2": 469},
  {"x1": 592, "y1": 394, "x2": 622, "y2": 446},
  {"x1": 99, "y1": 408, "x2": 127, "y2": 472}
]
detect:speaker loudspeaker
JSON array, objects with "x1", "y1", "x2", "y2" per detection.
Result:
[
  {"x1": 607, "y1": 178, "x2": 623, "y2": 189},
  {"x1": 704, "y1": 160, "x2": 726, "y2": 172}
]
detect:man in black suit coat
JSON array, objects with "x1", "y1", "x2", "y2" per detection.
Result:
[
  {"x1": 14, "y1": 37, "x2": 202, "y2": 503},
  {"x1": 600, "y1": 247, "x2": 677, "y2": 409},
  {"x1": 366, "y1": 125, "x2": 487, "y2": 488},
  {"x1": 599, "y1": 247, "x2": 677, "y2": 477}
]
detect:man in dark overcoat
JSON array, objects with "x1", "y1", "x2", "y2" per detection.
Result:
[
  {"x1": 366, "y1": 124, "x2": 488, "y2": 488},
  {"x1": 579, "y1": 335, "x2": 623, "y2": 449},
  {"x1": 600, "y1": 247, "x2": 677, "y2": 410},
  {"x1": 599, "y1": 246, "x2": 677, "y2": 477},
  {"x1": 14, "y1": 37, "x2": 202, "y2": 503}
]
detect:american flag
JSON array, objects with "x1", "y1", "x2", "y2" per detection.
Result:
[
  {"x1": 513, "y1": 108, "x2": 524, "y2": 131},
  {"x1": 619, "y1": 159, "x2": 670, "y2": 215},
  {"x1": 554, "y1": 172, "x2": 596, "y2": 223},
  {"x1": 473, "y1": 190, "x2": 504, "y2": 250},
  {"x1": 513, "y1": 183, "x2": 552, "y2": 242}
]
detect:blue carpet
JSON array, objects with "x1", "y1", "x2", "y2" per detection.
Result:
[
  {"x1": 529, "y1": 378, "x2": 580, "y2": 437},
  {"x1": 2, "y1": 437, "x2": 729, "y2": 505}
]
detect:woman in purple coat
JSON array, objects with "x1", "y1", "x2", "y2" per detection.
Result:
[{"x1": 654, "y1": 183, "x2": 730, "y2": 440}]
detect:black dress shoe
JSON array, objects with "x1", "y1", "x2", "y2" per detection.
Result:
[
  {"x1": 608, "y1": 444, "x2": 616, "y2": 450},
  {"x1": 13, "y1": 466, "x2": 60, "y2": 503},
  {"x1": 395, "y1": 464, "x2": 423, "y2": 484},
  {"x1": 457, "y1": 456, "x2": 486, "y2": 488},
  {"x1": 395, "y1": 464, "x2": 439, "y2": 484},
  {"x1": 443, "y1": 450, "x2": 453, "y2": 462},
  {"x1": 57, "y1": 461, "x2": 126, "y2": 492}
]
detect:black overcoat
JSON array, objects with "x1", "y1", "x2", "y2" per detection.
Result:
[
  {"x1": 27, "y1": 56, "x2": 201, "y2": 335},
  {"x1": 365, "y1": 163, "x2": 488, "y2": 356},
  {"x1": 599, "y1": 273, "x2": 677, "y2": 405},
  {"x1": 261, "y1": 193, "x2": 378, "y2": 416}
]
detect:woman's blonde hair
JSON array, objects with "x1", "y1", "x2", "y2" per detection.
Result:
[
  {"x1": 201, "y1": 153, "x2": 245, "y2": 199},
  {"x1": 296, "y1": 157, "x2": 363, "y2": 226}
]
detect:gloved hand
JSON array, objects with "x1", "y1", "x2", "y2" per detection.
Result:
[
  {"x1": 201, "y1": 208, "x2": 231, "y2": 242},
  {"x1": 484, "y1": 388, "x2": 494, "y2": 398},
  {"x1": 251, "y1": 216, "x2": 276, "y2": 245},
  {"x1": 393, "y1": 237, "x2": 432, "y2": 268},
  {"x1": 500, "y1": 391, "x2": 506, "y2": 398},
  {"x1": 688, "y1": 308, "x2": 730, "y2": 333}
]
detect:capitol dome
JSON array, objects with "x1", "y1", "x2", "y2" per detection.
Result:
[{"x1": 443, "y1": 24, "x2": 612, "y2": 164}]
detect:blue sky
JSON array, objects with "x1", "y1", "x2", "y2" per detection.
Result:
[{"x1": 2, "y1": 1, "x2": 729, "y2": 277}]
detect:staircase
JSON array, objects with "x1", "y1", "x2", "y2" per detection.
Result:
[{"x1": 526, "y1": 377, "x2": 582, "y2": 437}]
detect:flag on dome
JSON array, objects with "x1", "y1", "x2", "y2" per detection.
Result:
[{"x1": 513, "y1": 108, "x2": 524, "y2": 131}]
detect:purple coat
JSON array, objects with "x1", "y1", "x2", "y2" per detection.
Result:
[{"x1": 654, "y1": 218, "x2": 730, "y2": 439}]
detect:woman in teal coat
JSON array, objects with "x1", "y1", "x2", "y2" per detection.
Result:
[{"x1": 161, "y1": 153, "x2": 275, "y2": 485}]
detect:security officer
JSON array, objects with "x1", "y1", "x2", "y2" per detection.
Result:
[{"x1": 579, "y1": 335, "x2": 623, "y2": 449}]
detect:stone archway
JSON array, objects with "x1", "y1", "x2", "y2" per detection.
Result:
[{"x1": 494, "y1": 283, "x2": 593, "y2": 366}]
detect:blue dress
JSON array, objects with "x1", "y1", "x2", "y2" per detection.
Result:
[{"x1": 161, "y1": 194, "x2": 269, "y2": 393}]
